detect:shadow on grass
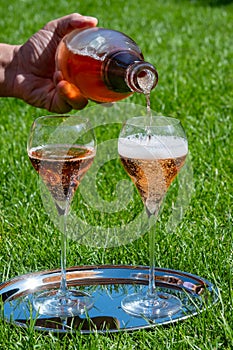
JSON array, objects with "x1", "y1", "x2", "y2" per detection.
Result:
[{"x1": 190, "y1": 0, "x2": 233, "y2": 5}]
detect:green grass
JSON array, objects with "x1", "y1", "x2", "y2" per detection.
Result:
[{"x1": 0, "y1": 0, "x2": 232, "y2": 348}]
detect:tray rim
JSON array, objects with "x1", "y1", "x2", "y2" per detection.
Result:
[{"x1": 0, "y1": 264, "x2": 215, "y2": 288}]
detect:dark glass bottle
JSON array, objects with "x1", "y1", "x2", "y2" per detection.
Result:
[{"x1": 56, "y1": 27, "x2": 158, "y2": 103}]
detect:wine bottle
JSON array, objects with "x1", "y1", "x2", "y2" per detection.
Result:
[{"x1": 56, "y1": 27, "x2": 158, "y2": 103}]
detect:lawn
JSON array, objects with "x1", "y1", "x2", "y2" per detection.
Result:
[{"x1": 0, "y1": 0, "x2": 232, "y2": 349}]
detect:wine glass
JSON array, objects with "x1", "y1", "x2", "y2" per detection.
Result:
[
  {"x1": 118, "y1": 115, "x2": 188, "y2": 318},
  {"x1": 27, "y1": 115, "x2": 96, "y2": 317}
]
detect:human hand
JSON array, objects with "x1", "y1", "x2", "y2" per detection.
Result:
[{"x1": 13, "y1": 14, "x2": 98, "y2": 113}]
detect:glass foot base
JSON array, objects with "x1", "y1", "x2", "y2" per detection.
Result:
[
  {"x1": 33, "y1": 289, "x2": 94, "y2": 317},
  {"x1": 121, "y1": 292, "x2": 182, "y2": 319}
]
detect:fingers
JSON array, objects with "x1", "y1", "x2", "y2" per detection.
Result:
[
  {"x1": 44, "y1": 13, "x2": 98, "y2": 38},
  {"x1": 56, "y1": 79, "x2": 88, "y2": 110},
  {"x1": 42, "y1": 14, "x2": 96, "y2": 112}
]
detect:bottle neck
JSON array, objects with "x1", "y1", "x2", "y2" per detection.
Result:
[
  {"x1": 126, "y1": 61, "x2": 158, "y2": 94},
  {"x1": 103, "y1": 51, "x2": 158, "y2": 94}
]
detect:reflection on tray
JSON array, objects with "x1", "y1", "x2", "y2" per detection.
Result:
[
  {"x1": 42, "y1": 270, "x2": 101, "y2": 284},
  {"x1": 16, "y1": 315, "x2": 120, "y2": 331},
  {"x1": 131, "y1": 273, "x2": 206, "y2": 295}
]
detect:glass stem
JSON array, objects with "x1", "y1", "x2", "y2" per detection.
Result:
[
  {"x1": 59, "y1": 202, "x2": 70, "y2": 295},
  {"x1": 147, "y1": 214, "x2": 158, "y2": 298},
  {"x1": 60, "y1": 217, "x2": 67, "y2": 295},
  {"x1": 60, "y1": 212, "x2": 67, "y2": 295}
]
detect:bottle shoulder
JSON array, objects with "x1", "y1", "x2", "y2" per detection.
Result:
[{"x1": 65, "y1": 27, "x2": 142, "y2": 60}]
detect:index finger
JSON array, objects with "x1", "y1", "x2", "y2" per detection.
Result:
[{"x1": 44, "y1": 13, "x2": 98, "y2": 38}]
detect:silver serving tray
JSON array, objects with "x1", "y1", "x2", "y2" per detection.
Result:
[{"x1": 0, "y1": 265, "x2": 218, "y2": 333}]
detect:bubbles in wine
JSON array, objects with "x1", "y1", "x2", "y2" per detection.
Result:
[
  {"x1": 28, "y1": 145, "x2": 95, "y2": 203},
  {"x1": 118, "y1": 134, "x2": 188, "y2": 160},
  {"x1": 66, "y1": 37, "x2": 106, "y2": 61},
  {"x1": 119, "y1": 135, "x2": 187, "y2": 215}
]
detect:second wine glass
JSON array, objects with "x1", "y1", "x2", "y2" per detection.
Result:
[
  {"x1": 118, "y1": 115, "x2": 188, "y2": 318},
  {"x1": 27, "y1": 115, "x2": 96, "y2": 317}
]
